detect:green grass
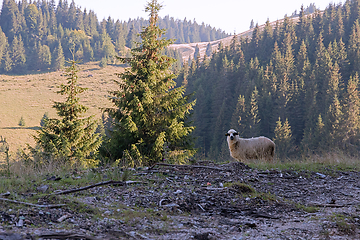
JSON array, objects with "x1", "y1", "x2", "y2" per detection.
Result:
[
  {"x1": 329, "y1": 213, "x2": 356, "y2": 235},
  {"x1": 295, "y1": 203, "x2": 319, "y2": 213},
  {"x1": 223, "y1": 181, "x2": 278, "y2": 201}
]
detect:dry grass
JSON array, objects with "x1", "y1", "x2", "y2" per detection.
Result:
[
  {"x1": 245, "y1": 151, "x2": 360, "y2": 172},
  {"x1": 0, "y1": 61, "x2": 124, "y2": 157}
]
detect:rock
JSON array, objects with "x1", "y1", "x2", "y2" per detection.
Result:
[
  {"x1": 194, "y1": 232, "x2": 211, "y2": 240},
  {"x1": 36, "y1": 185, "x2": 49, "y2": 193},
  {"x1": 57, "y1": 214, "x2": 71, "y2": 223},
  {"x1": 15, "y1": 218, "x2": 23, "y2": 227},
  {"x1": 315, "y1": 172, "x2": 326, "y2": 179},
  {"x1": 0, "y1": 232, "x2": 27, "y2": 240},
  {"x1": 103, "y1": 210, "x2": 112, "y2": 215},
  {"x1": 46, "y1": 176, "x2": 61, "y2": 181},
  {"x1": 174, "y1": 190, "x2": 182, "y2": 194}
]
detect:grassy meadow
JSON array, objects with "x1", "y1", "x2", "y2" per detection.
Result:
[{"x1": 0, "y1": 61, "x2": 123, "y2": 157}]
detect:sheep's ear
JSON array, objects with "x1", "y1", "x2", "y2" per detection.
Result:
[{"x1": 225, "y1": 133, "x2": 230, "y2": 136}]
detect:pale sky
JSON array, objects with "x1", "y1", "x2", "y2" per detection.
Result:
[{"x1": 73, "y1": 0, "x2": 344, "y2": 34}]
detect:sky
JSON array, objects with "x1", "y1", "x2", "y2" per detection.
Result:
[{"x1": 73, "y1": 0, "x2": 344, "y2": 34}]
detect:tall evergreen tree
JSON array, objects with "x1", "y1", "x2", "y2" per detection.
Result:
[
  {"x1": 312, "y1": 114, "x2": 326, "y2": 151},
  {"x1": 51, "y1": 40, "x2": 65, "y2": 70},
  {"x1": 2, "y1": 50, "x2": 12, "y2": 72},
  {"x1": 274, "y1": 117, "x2": 292, "y2": 158},
  {"x1": 205, "y1": 43, "x2": 212, "y2": 57},
  {"x1": 246, "y1": 86, "x2": 261, "y2": 137},
  {"x1": 0, "y1": 0, "x2": 23, "y2": 41},
  {"x1": 37, "y1": 42, "x2": 51, "y2": 70},
  {"x1": 24, "y1": 4, "x2": 39, "y2": 35},
  {"x1": 325, "y1": 89, "x2": 343, "y2": 147},
  {"x1": 104, "y1": 0, "x2": 196, "y2": 166},
  {"x1": 348, "y1": 19, "x2": 360, "y2": 74},
  {"x1": 343, "y1": 73, "x2": 360, "y2": 150},
  {"x1": 32, "y1": 60, "x2": 101, "y2": 164},
  {"x1": 126, "y1": 24, "x2": 137, "y2": 49},
  {"x1": 194, "y1": 44, "x2": 200, "y2": 60},
  {"x1": 0, "y1": 26, "x2": 8, "y2": 63},
  {"x1": 10, "y1": 35, "x2": 26, "y2": 72},
  {"x1": 230, "y1": 94, "x2": 246, "y2": 135}
]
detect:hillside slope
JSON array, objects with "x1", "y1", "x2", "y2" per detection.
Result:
[
  {"x1": 0, "y1": 62, "x2": 119, "y2": 153},
  {"x1": 169, "y1": 16, "x2": 301, "y2": 62}
]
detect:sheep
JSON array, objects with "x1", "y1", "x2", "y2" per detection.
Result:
[{"x1": 225, "y1": 129, "x2": 275, "y2": 162}]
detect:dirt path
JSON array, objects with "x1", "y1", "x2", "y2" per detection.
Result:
[{"x1": 1, "y1": 162, "x2": 359, "y2": 239}]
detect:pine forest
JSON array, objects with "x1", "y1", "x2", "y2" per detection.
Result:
[
  {"x1": 0, "y1": 0, "x2": 228, "y2": 73},
  {"x1": 2, "y1": 0, "x2": 360, "y2": 162},
  {"x1": 178, "y1": 1, "x2": 360, "y2": 160}
]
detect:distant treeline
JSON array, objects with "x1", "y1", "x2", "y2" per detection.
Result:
[
  {"x1": 0, "y1": 0, "x2": 229, "y2": 73},
  {"x1": 178, "y1": 1, "x2": 360, "y2": 159}
]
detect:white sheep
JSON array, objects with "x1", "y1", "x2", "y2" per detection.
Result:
[{"x1": 225, "y1": 129, "x2": 275, "y2": 162}]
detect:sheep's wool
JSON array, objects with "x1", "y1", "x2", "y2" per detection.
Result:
[{"x1": 226, "y1": 129, "x2": 275, "y2": 162}]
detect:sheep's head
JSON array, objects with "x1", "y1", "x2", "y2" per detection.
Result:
[{"x1": 225, "y1": 129, "x2": 238, "y2": 141}]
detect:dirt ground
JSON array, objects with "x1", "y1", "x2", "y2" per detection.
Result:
[{"x1": 1, "y1": 161, "x2": 360, "y2": 239}]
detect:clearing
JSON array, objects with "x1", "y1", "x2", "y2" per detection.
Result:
[{"x1": 0, "y1": 160, "x2": 359, "y2": 239}]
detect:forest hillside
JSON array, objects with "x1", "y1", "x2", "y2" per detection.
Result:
[
  {"x1": 169, "y1": 4, "x2": 318, "y2": 63},
  {"x1": 0, "y1": 0, "x2": 229, "y2": 74},
  {"x1": 176, "y1": 1, "x2": 360, "y2": 160}
]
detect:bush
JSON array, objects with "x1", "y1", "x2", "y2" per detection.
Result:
[
  {"x1": 19, "y1": 116, "x2": 25, "y2": 126},
  {"x1": 99, "y1": 57, "x2": 108, "y2": 68}
]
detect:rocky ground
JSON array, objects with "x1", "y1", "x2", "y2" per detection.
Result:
[{"x1": 1, "y1": 161, "x2": 360, "y2": 239}]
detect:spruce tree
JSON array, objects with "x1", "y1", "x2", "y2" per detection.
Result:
[
  {"x1": 32, "y1": 60, "x2": 101, "y2": 165},
  {"x1": 194, "y1": 44, "x2": 200, "y2": 60},
  {"x1": 51, "y1": 40, "x2": 65, "y2": 70},
  {"x1": 126, "y1": 24, "x2": 137, "y2": 49},
  {"x1": 348, "y1": 20, "x2": 360, "y2": 74},
  {"x1": 0, "y1": 27, "x2": 7, "y2": 62},
  {"x1": 230, "y1": 94, "x2": 246, "y2": 135},
  {"x1": 205, "y1": 43, "x2": 212, "y2": 57},
  {"x1": 104, "y1": 0, "x2": 196, "y2": 166},
  {"x1": 10, "y1": 35, "x2": 26, "y2": 72},
  {"x1": 40, "y1": 112, "x2": 49, "y2": 127},
  {"x1": 313, "y1": 114, "x2": 326, "y2": 151},
  {"x1": 37, "y1": 43, "x2": 51, "y2": 70},
  {"x1": 324, "y1": 62, "x2": 343, "y2": 147},
  {"x1": 325, "y1": 93, "x2": 343, "y2": 147},
  {"x1": 343, "y1": 73, "x2": 360, "y2": 150},
  {"x1": 274, "y1": 117, "x2": 292, "y2": 158},
  {"x1": 2, "y1": 50, "x2": 12, "y2": 72},
  {"x1": 247, "y1": 86, "x2": 261, "y2": 137}
]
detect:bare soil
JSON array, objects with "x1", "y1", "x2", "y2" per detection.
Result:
[{"x1": 1, "y1": 161, "x2": 360, "y2": 239}]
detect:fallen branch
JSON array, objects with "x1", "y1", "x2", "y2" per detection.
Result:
[
  {"x1": 204, "y1": 187, "x2": 227, "y2": 191},
  {"x1": 249, "y1": 211, "x2": 280, "y2": 219},
  {"x1": 0, "y1": 197, "x2": 65, "y2": 208},
  {"x1": 0, "y1": 191, "x2": 10, "y2": 197},
  {"x1": 197, "y1": 203, "x2": 206, "y2": 212},
  {"x1": 36, "y1": 231, "x2": 100, "y2": 240},
  {"x1": 308, "y1": 202, "x2": 360, "y2": 208},
  {"x1": 52, "y1": 180, "x2": 144, "y2": 195},
  {"x1": 149, "y1": 163, "x2": 226, "y2": 171}
]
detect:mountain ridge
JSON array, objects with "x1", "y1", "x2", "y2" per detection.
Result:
[{"x1": 169, "y1": 15, "x2": 305, "y2": 62}]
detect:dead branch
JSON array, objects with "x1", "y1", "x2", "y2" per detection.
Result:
[
  {"x1": 52, "y1": 180, "x2": 144, "y2": 195},
  {"x1": 197, "y1": 203, "x2": 206, "y2": 211},
  {"x1": 36, "y1": 231, "x2": 100, "y2": 240},
  {"x1": 0, "y1": 191, "x2": 10, "y2": 197},
  {"x1": 0, "y1": 197, "x2": 65, "y2": 208},
  {"x1": 308, "y1": 202, "x2": 360, "y2": 208},
  {"x1": 204, "y1": 187, "x2": 228, "y2": 191},
  {"x1": 149, "y1": 162, "x2": 226, "y2": 171},
  {"x1": 52, "y1": 180, "x2": 121, "y2": 195},
  {"x1": 249, "y1": 211, "x2": 280, "y2": 219}
]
